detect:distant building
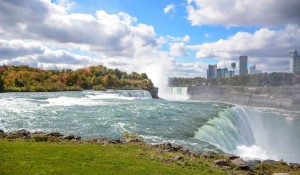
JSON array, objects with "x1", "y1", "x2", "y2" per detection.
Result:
[
  {"x1": 225, "y1": 70, "x2": 234, "y2": 78},
  {"x1": 231, "y1": 62, "x2": 236, "y2": 75},
  {"x1": 207, "y1": 64, "x2": 217, "y2": 79},
  {"x1": 249, "y1": 65, "x2": 262, "y2": 74},
  {"x1": 239, "y1": 56, "x2": 248, "y2": 75},
  {"x1": 217, "y1": 68, "x2": 228, "y2": 78},
  {"x1": 290, "y1": 49, "x2": 300, "y2": 74}
]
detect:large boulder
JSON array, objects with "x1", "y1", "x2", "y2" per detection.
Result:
[
  {"x1": 231, "y1": 158, "x2": 249, "y2": 170},
  {"x1": 62, "y1": 134, "x2": 75, "y2": 140},
  {"x1": 202, "y1": 151, "x2": 218, "y2": 159},
  {"x1": 31, "y1": 133, "x2": 49, "y2": 142},
  {"x1": 214, "y1": 159, "x2": 229, "y2": 167},
  {"x1": 47, "y1": 132, "x2": 63, "y2": 137},
  {"x1": 223, "y1": 153, "x2": 239, "y2": 160},
  {"x1": 10, "y1": 129, "x2": 30, "y2": 137}
]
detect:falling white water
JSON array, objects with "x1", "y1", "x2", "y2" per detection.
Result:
[{"x1": 159, "y1": 87, "x2": 190, "y2": 100}]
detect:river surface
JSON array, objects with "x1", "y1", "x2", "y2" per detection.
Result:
[{"x1": 0, "y1": 88, "x2": 300, "y2": 163}]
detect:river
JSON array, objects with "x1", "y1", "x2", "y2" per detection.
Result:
[{"x1": 0, "y1": 88, "x2": 300, "y2": 163}]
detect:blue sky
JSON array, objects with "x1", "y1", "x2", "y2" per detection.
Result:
[{"x1": 0, "y1": 0, "x2": 300, "y2": 86}]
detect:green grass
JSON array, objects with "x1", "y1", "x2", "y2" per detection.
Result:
[{"x1": 0, "y1": 140, "x2": 226, "y2": 175}]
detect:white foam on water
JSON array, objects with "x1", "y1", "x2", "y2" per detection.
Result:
[
  {"x1": 41, "y1": 96, "x2": 107, "y2": 107},
  {"x1": 86, "y1": 93, "x2": 136, "y2": 101},
  {"x1": 233, "y1": 144, "x2": 278, "y2": 161},
  {"x1": 0, "y1": 97, "x2": 40, "y2": 113}
]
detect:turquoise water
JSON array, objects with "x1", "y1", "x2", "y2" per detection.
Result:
[{"x1": 0, "y1": 89, "x2": 300, "y2": 163}]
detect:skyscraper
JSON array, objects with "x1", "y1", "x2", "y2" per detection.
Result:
[
  {"x1": 290, "y1": 49, "x2": 300, "y2": 74},
  {"x1": 249, "y1": 65, "x2": 262, "y2": 74},
  {"x1": 207, "y1": 64, "x2": 217, "y2": 79},
  {"x1": 239, "y1": 56, "x2": 248, "y2": 75}
]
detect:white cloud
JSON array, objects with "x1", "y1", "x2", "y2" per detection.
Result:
[
  {"x1": 164, "y1": 3, "x2": 175, "y2": 14},
  {"x1": 0, "y1": 0, "x2": 180, "y2": 88},
  {"x1": 0, "y1": 39, "x2": 96, "y2": 67},
  {"x1": 172, "y1": 61, "x2": 208, "y2": 77},
  {"x1": 169, "y1": 43, "x2": 188, "y2": 57},
  {"x1": 0, "y1": 39, "x2": 45, "y2": 60},
  {"x1": 188, "y1": 25, "x2": 300, "y2": 72},
  {"x1": 187, "y1": 0, "x2": 300, "y2": 27},
  {"x1": 0, "y1": 0, "x2": 157, "y2": 58},
  {"x1": 56, "y1": 0, "x2": 76, "y2": 11}
]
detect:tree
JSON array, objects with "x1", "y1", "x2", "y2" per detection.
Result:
[
  {"x1": 0, "y1": 78, "x2": 4, "y2": 92},
  {"x1": 140, "y1": 73, "x2": 148, "y2": 79},
  {"x1": 102, "y1": 74, "x2": 119, "y2": 88}
]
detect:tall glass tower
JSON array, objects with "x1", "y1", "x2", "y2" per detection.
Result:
[
  {"x1": 239, "y1": 56, "x2": 248, "y2": 75},
  {"x1": 290, "y1": 49, "x2": 300, "y2": 74}
]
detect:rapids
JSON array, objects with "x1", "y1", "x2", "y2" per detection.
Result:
[{"x1": 0, "y1": 88, "x2": 299, "y2": 163}]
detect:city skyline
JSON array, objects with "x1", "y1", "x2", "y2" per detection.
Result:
[
  {"x1": 207, "y1": 54, "x2": 266, "y2": 79},
  {"x1": 0, "y1": 0, "x2": 299, "y2": 86}
]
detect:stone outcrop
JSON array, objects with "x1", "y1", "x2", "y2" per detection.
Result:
[
  {"x1": 2, "y1": 129, "x2": 81, "y2": 141},
  {"x1": 188, "y1": 86, "x2": 300, "y2": 110},
  {"x1": 231, "y1": 157, "x2": 249, "y2": 170},
  {"x1": 214, "y1": 159, "x2": 229, "y2": 167}
]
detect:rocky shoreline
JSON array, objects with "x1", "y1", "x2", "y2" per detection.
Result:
[
  {"x1": 1, "y1": 129, "x2": 300, "y2": 175},
  {"x1": 188, "y1": 86, "x2": 300, "y2": 111}
]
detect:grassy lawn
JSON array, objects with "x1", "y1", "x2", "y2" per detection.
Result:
[{"x1": 0, "y1": 140, "x2": 225, "y2": 175}]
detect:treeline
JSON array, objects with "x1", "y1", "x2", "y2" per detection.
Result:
[
  {"x1": 168, "y1": 77, "x2": 206, "y2": 87},
  {"x1": 0, "y1": 65, "x2": 153, "y2": 92},
  {"x1": 169, "y1": 72, "x2": 300, "y2": 87}
]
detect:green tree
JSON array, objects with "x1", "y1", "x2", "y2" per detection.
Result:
[
  {"x1": 102, "y1": 74, "x2": 119, "y2": 88},
  {"x1": 0, "y1": 77, "x2": 4, "y2": 92}
]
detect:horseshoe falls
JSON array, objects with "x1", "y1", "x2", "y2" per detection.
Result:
[{"x1": 0, "y1": 88, "x2": 300, "y2": 163}]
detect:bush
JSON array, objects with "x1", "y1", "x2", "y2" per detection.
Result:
[
  {"x1": 93, "y1": 84, "x2": 106, "y2": 91},
  {"x1": 123, "y1": 132, "x2": 138, "y2": 140}
]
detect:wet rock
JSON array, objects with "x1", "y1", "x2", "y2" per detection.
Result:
[
  {"x1": 186, "y1": 151, "x2": 197, "y2": 159},
  {"x1": 223, "y1": 153, "x2": 239, "y2": 160},
  {"x1": 289, "y1": 163, "x2": 300, "y2": 169},
  {"x1": 47, "y1": 132, "x2": 63, "y2": 137},
  {"x1": 214, "y1": 159, "x2": 229, "y2": 167},
  {"x1": 62, "y1": 134, "x2": 75, "y2": 140},
  {"x1": 31, "y1": 134, "x2": 49, "y2": 142},
  {"x1": 10, "y1": 129, "x2": 30, "y2": 137},
  {"x1": 172, "y1": 144, "x2": 183, "y2": 152},
  {"x1": 180, "y1": 148, "x2": 190, "y2": 155},
  {"x1": 162, "y1": 142, "x2": 173, "y2": 151},
  {"x1": 202, "y1": 151, "x2": 218, "y2": 159},
  {"x1": 231, "y1": 158, "x2": 249, "y2": 170},
  {"x1": 75, "y1": 136, "x2": 81, "y2": 141}
]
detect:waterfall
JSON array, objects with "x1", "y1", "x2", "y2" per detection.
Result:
[
  {"x1": 194, "y1": 106, "x2": 255, "y2": 152},
  {"x1": 159, "y1": 87, "x2": 190, "y2": 100},
  {"x1": 117, "y1": 90, "x2": 152, "y2": 99},
  {"x1": 194, "y1": 106, "x2": 300, "y2": 162}
]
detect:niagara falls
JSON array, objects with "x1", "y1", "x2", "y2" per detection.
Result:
[
  {"x1": 1, "y1": 88, "x2": 300, "y2": 164},
  {"x1": 1, "y1": 0, "x2": 300, "y2": 174}
]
